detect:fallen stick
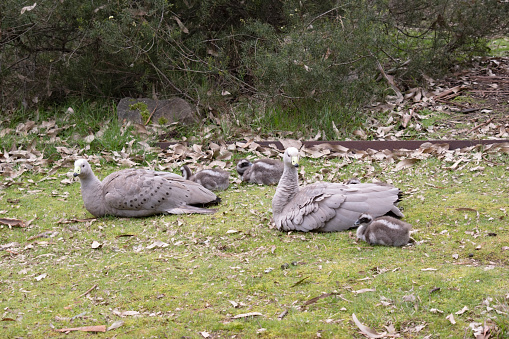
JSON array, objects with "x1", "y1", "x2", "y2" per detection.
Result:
[
  {"x1": 78, "y1": 284, "x2": 98, "y2": 298},
  {"x1": 435, "y1": 98, "x2": 468, "y2": 109},
  {"x1": 466, "y1": 117, "x2": 495, "y2": 134},
  {"x1": 433, "y1": 85, "x2": 468, "y2": 99}
]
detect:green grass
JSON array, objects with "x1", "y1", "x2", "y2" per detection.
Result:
[
  {"x1": 489, "y1": 37, "x2": 509, "y2": 57},
  {"x1": 1, "y1": 148, "x2": 508, "y2": 338}
]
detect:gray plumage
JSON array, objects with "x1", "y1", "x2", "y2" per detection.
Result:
[
  {"x1": 73, "y1": 159, "x2": 220, "y2": 217},
  {"x1": 346, "y1": 178, "x2": 361, "y2": 184},
  {"x1": 236, "y1": 158, "x2": 283, "y2": 185},
  {"x1": 272, "y1": 147, "x2": 404, "y2": 232},
  {"x1": 355, "y1": 214, "x2": 412, "y2": 247},
  {"x1": 181, "y1": 165, "x2": 230, "y2": 191}
]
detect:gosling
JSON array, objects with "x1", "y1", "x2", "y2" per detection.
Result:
[
  {"x1": 355, "y1": 214, "x2": 412, "y2": 247},
  {"x1": 181, "y1": 165, "x2": 230, "y2": 191},
  {"x1": 236, "y1": 158, "x2": 283, "y2": 185}
]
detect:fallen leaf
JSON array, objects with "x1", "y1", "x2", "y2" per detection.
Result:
[
  {"x1": 455, "y1": 306, "x2": 469, "y2": 315},
  {"x1": 430, "y1": 308, "x2": 443, "y2": 314},
  {"x1": 352, "y1": 313, "x2": 386, "y2": 338},
  {"x1": 172, "y1": 15, "x2": 189, "y2": 34},
  {"x1": 121, "y1": 311, "x2": 140, "y2": 316},
  {"x1": 446, "y1": 314, "x2": 456, "y2": 324},
  {"x1": 91, "y1": 241, "x2": 102, "y2": 249},
  {"x1": 84, "y1": 134, "x2": 95, "y2": 144},
  {"x1": 421, "y1": 268, "x2": 437, "y2": 271},
  {"x1": 280, "y1": 139, "x2": 302, "y2": 150},
  {"x1": 353, "y1": 288, "x2": 376, "y2": 295},
  {"x1": 147, "y1": 240, "x2": 169, "y2": 249},
  {"x1": 0, "y1": 218, "x2": 26, "y2": 228},
  {"x1": 200, "y1": 331, "x2": 210, "y2": 338},
  {"x1": 394, "y1": 158, "x2": 419, "y2": 171},
  {"x1": 35, "y1": 273, "x2": 47, "y2": 281},
  {"x1": 54, "y1": 325, "x2": 106, "y2": 333},
  {"x1": 402, "y1": 294, "x2": 416, "y2": 302},
  {"x1": 107, "y1": 320, "x2": 124, "y2": 331},
  {"x1": 291, "y1": 276, "x2": 309, "y2": 287},
  {"x1": 303, "y1": 292, "x2": 338, "y2": 306},
  {"x1": 20, "y1": 3, "x2": 37, "y2": 15},
  {"x1": 232, "y1": 312, "x2": 263, "y2": 319}
]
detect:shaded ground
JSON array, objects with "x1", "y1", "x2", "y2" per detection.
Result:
[{"x1": 439, "y1": 56, "x2": 509, "y2": 127}]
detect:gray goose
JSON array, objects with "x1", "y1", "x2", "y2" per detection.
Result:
[
  {"x1": 73, "y1": 159, "x2": 220, "y2": 217},
  {"x1": 180, "y1": 165, "x2": 230, "y2": 191},
  {"x1": 355, "y1": 214, "x2": 412, "y2": 247},
  {"x1": 272, "y1": 147, "x2": 403, "y2": 232},
  {"x1": 236, "y1": 158, "x2": 283, "y2": 185}
]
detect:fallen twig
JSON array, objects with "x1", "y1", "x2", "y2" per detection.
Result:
[
  {"x1": 78, "y1": 284, "x2": 98, "y2": 298},
  {"x1": 303, "y1": 292, "x2": 339, "y2": 306},
  {"x1": 290, "y1": 276, "x2": 309, "y2": 287},
  {"x1": 466, "y1": 117, "x2": 495, "y2": 134},
  {"x1": 435, "y1": 98, "x2": 468, "y2": 109}
]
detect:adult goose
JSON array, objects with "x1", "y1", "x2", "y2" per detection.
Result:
[
  {"x1": 355, "y1": 214, "x2": 412, "y2": 247},
  {"x1": 73, "y1": 159, "x2": 220, "y2": 217},
  {"x1": 272, "y1": 147, "x2": 403, "y2": 232},
  {"x1": 236, "y1": 158, "x2": 283, "y2": 185},
  {"x1": 180, "y1": 165, "x2": 230, "y2": 191}
]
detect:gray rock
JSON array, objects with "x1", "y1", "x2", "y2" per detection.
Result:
[{"x1": 117, "y1": 97, "x2": 197, "y2": 125}]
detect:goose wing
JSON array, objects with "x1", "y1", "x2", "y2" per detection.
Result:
[
  {"x1": 276, "y1": 183, "x2": 402, "y2": 232},
  {"x1": 102, "y1": 169, "x2": 218, "y2": 216}
]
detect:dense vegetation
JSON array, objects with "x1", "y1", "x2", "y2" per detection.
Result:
[{"x1": 1, "y1": 0, "x2": 508, "y2": 134}]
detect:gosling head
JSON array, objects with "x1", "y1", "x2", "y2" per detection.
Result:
[
  {"x1": 236, "y1": 159, "x2": 252, "y2": 176},
  {"x1": 354, "y1": 213, "x2": 373, "y2": 227},
  {"x1": 181, "y1": 165, "x2": 192, "y2": 180}
]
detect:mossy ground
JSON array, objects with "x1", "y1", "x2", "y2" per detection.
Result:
[{"x1": 1, "y1": 152, "x2": 508, "y2": 338}]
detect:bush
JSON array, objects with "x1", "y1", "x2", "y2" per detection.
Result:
[{"x1": 1, "y1": 0, "x2": 508, "y2": 131}]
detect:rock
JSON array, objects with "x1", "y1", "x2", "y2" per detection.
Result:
[{"x1": 117, "y1": 97, "x2": 197, "y2": 125}]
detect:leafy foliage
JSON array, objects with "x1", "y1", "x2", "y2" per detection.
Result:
[{"x1": 1, "y1": 0, "x2": 508, "y2": 130}]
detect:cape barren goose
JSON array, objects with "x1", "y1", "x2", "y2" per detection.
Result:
[
  {"x1": 272, "y1": 147, "x2": 403, "y2": 232},
  {"x1": 73, "y1": 159, "x2": 220, "y2": 217}
]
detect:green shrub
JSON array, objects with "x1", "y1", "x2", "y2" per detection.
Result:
[{"x1": 1, "y1": 0, "x2": 508, "y2": 134}]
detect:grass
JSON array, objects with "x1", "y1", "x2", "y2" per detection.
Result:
[
  {"x1": 489, "y1": 37, "x2": 509, "y2": 57},
  {"x1": 1, "y1": 148, "x2": 508, "y2": 338}
]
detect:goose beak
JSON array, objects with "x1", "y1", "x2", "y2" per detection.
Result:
[
  {"x1": 353, "y1": 220, "x2": 360, "y2": 227},
  {"x1": 291, "y1": 156, "x2": 299, "y2": 168},
  {"x1": 73, "y1": 166, "x2": 81, "y2": 177}
]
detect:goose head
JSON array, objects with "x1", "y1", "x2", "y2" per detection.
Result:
[
  {"x1": 283, "y1": 147, "x2": 300, "y2": 168},
  {"x1": 73, "y1": 159, "x2": 92, "y2": 179}
]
